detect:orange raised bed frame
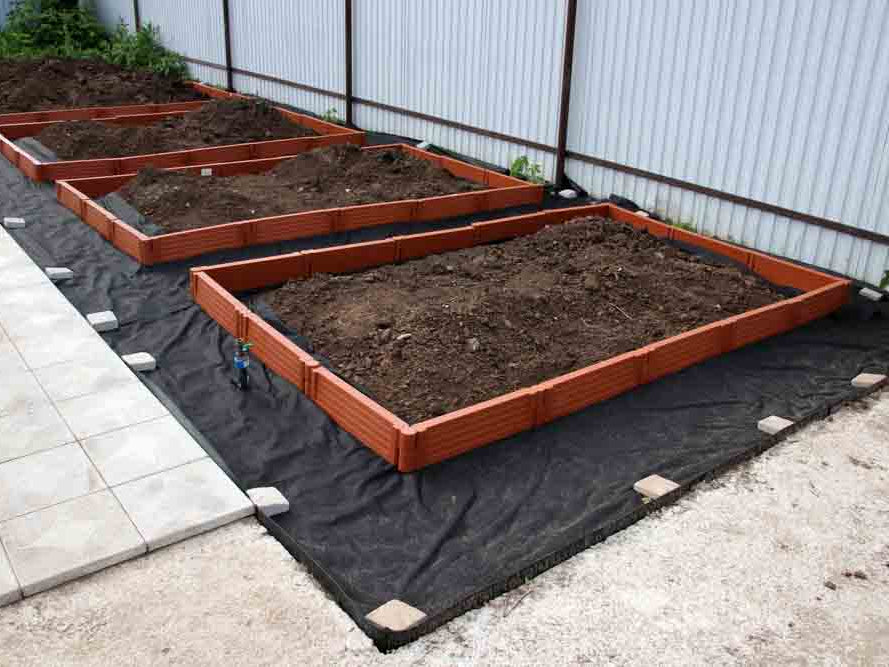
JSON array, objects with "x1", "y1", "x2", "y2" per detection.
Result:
[
  {"x1": 0, "y1": 82, "x2": 364, "y2": 182},
  {"x1": 189, "y1": 204, "x2": 851, "y2": 472},
  {"x1": 55, "y1": 144, "x2": 542, "y2": 264}
]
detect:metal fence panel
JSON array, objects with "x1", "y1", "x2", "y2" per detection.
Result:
[
  {"x1": 0, "y1": 0, "x2": 15, "y2": 29},
  {"x1": 353, "y1": 0, "x2": 566, "y2": 179},
  {"x1": 566, "y1": 0, "x2": 889, "y2": 285},
  {"x1": 137, "y1": 0, "x2": 226, "y2": 87},
  {"x1": 229, "y1": 0, "x2": 345, "y2": 116}
]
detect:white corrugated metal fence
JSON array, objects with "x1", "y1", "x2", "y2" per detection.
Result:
[{"x1": 80, "y1": 0, "x2": 889, "y2": 285}]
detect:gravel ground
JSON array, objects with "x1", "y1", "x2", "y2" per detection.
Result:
[{"x1": 1, "y1": 389, "x2": 887, "y2": 666}]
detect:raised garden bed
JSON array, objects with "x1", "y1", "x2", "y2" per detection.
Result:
[
  {"x1": 190, "y1": 203, "x2": 850, "y2": 472},
  {"x1": 0, "y1": 59, "x2": 206, "y2": 119},
  {"x1": 0, "y1": 82, "x2": 362, "y2": 181},
  {"x1": 36, "y1": 98, "x2": 318, "y2": 160},
  {"x1": 55, "y1": 144, "x2": 542, "y2": 264}
]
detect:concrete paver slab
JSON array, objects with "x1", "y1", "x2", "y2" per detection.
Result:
[
  {"x1": 0, "y1": 542, "x2": 21, "y2": 607},
  {"x1": 113, "y1": 458, "x2": 253, "y2": 551},
  {"x1": 0, "y1": 256, "x2": 49, "y2": 290},
  {"x1": 0, "y1": 403, "x2": 75, "y2": 464},
  {"x1": 34, "y1": 353, "x2": 136, "y2": 403},
  {"x1": 0, "y1": 490, "x2": 145, "y2": 596},
  {"x1": 0, "y1": 283, "x2": 78, "y2": 323},
  {"x1": 54, "y1": 382, "x2": 168, "y2": 440},
  {"x1": 0, "y1": 370, "x2": 49, "y2": 419},
  {"x1": 0, "y1": 443, "x2": 105, "y2": 521},
  {"x1": 0, "y1": 339, "x2": 28, "y2": 374},
  {"x1": 83, "y1": 416, "x2": 207, "y2": 487},
  {"x1": 14, "y1": 329, "x2": 105, "y2": 371},
  {"x1": 2, "y1": 307, "x2": 94, "y2": 344}
]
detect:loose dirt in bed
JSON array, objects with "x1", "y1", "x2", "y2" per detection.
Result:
[
  {"x1": 34, "y1": 99, "x2": 317, "y2": 160},
  {"x1": 265, "y1": 217, "x2": 788, "y2": 423},
  {"x1": 0, "y1": 59, "x2": 204, "y2": 113},
  {"x1": 114, "y1": 144, "x2": 485, "y2": 233}
]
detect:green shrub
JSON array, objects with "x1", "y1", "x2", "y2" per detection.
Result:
[
  {"x1": 0, "y1": 0, "x2": 187, "y2": 79},
  {"x1": 104, "y1": 23, "x2": 186, "y2": 79},
  {"x1": 1, "y1": 0, "x2": 107, "y2": 58},
  {"x1": 881, "y1": 270, "x2": 888, "y2": 290}
]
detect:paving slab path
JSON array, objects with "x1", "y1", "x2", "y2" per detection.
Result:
[{"x1": 0, "y1": 225, "x2": 254, "y2": 604}]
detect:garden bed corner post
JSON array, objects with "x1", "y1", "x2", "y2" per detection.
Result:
[
  {"x1": 222, "y1": 0, "x2": 234, "y2": 92},
  {"x1": 555, "y1": 0, "x2": 578, "y2": 188},
  {"x1": 345, "y1": 0, "x2": 354, "y2": 127}
]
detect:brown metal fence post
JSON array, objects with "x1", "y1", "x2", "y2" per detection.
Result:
[
  {"x1": 554, "y1": 0, "x2": 578, "y2": 188},
  {"x1": 133, "y1": 0, "x2": 141, "y2": 31},
  {"x1": 222, "y1": 0, "x2": 234, "y2": 91},
  {"x1": 345, "y1": 0, "x2": 354, "y2": 127}
]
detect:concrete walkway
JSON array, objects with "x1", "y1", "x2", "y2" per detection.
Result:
[
  {"x1": 1, "y1": 384, "x2": 886, "y2": 665},
  {"x1": 0, "y1": 225, "x2": 253, "y2": 604}
]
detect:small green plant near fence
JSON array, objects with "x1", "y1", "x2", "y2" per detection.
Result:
[
  {"x1": 880, "y1": 269, "x2": 888, "y2": 290},
  {"x1": 321, "y1": 107, "x2": 344, "y2": 125},
  {"x1": 0, "y1": 0, "x2": 187, "y2": 79},
  {"x1": 509, "y1": 156, "x2": 545, "y2": 184}
]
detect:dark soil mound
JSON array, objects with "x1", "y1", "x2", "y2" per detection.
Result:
[
  {"x1": 0, "y1": 58, "x2": 203, "y2": 113},
  {"x1": 115, "y1": 144, "x2": 485, "y2": 233},
  {"x1": 35, "y1": 99, "x2": 317, "y2": 160},
  {"x1": 265, "y1": 217, "x2": 787, "y2": 423}
]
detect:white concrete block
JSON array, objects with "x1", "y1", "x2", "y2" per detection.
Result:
[
  {"x1": 0, "y1": 490, "x2": 145, "y2": 596},
  {"x1": 758, "y1": 415, "x2": 794, "y2": 435},
  {"x1": 2, "y1": 217, "x2": 25, "y2": 229},
  {"x1": 45, "y1": 267, "x2": 73, "y2": 282},
  {"x1": 851, "y1": 373, "x2": 887, "y2": 389},
  {"x1": 86, "y1": 310, "x2": 118, "y2": 332},
  {"x1": 0, "y1": 443, "x2": 104, "y2": 521},
  {"x1": 859, "y1": 287, "x2": 883, "y2": 301},
  {"x1": 636, "y1": 211, "x2": 650, "y2": 218},
  {"x1": 122, "y1": 352, "x2": 156, "y2": 372},
  {"x1": 633, "y1": 474, "x2": 680, "y2": 499},
  {"x1": 0, "y1": 543, "x2": 21, "y2": 607},
  {"x1": 366, "y1": 599, "x2": 427, "y2": 631},
  {"x1": 247, "y1": 487, "x2": 290, "y2": 517},
  {"x1": 113, "y1": 458, "x2": 254, "y2": 551},
  {"x1": 558, "y1": 189, "x2": 578, "y2": 200},
  {"x1": 83, "y1": 416, "x2": 206, "y2": 487},
  {"x1": 416, "y1": 141, "x2": 432, "y2": 150},
  {"x1": 200, "y1": 167, "x2": 213, "y2": 176}
]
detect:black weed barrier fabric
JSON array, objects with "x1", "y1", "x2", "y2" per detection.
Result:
[{"x1": 2, "y1": 149, "x2": 888, "y2": 651}]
